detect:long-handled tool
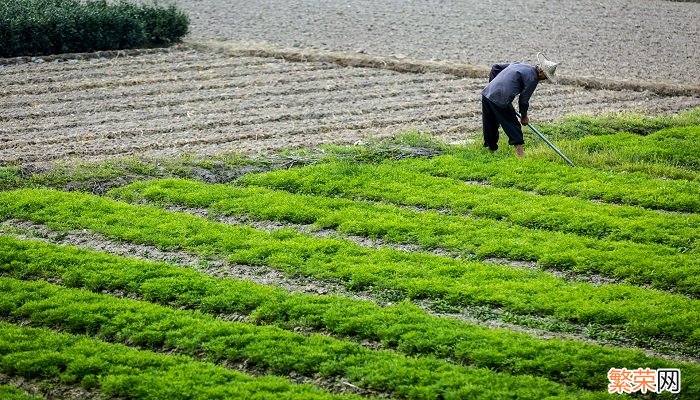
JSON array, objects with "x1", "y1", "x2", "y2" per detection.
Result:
[{"x1": 515, "y1": 111, "x2": 575, "y2": 167}]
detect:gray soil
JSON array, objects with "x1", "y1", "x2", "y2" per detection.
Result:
[
  {"x1": 0, "y1": 0, "x2": 700, "y2": 166},
  {"x1": 1, "y1": 1, "x2": 699, "y2": 165},
  {"x1": 172, "y1": 0, "x2": 700, "y2": 85},
  {"x1": 2, "y1": 45, "x2": 699, "y2": 165}
]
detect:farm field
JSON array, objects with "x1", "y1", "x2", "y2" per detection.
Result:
[
  {"x1": 172, "y1": 0, "x2": 700, "y2": 85},
  {"x1": 2, "y1": 42, "x2": 700, "y2": 165},
  {"x1": 1, "y1": 109, "x2": 700, "y2": 398},
  {"x1": 2, "y1": 0, "x2": 700, "y2": 396}
]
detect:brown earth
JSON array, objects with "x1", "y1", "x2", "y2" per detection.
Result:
[{"x1": 2, "y1": 42, "x2": 699, "y2": 166}]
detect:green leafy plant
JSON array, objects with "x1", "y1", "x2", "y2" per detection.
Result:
[
  {"x1": 0, "y1": 277, "x2": 615, "y2": 399},
  {"x1": 0, "y1": 0, "x2": 189, "y2": 57},
  {"x1": 0, "y1": 321, "x2": 355, "y2": 400},
  {"x1": 1, "y1": 190, "x2": 699, "y2": 351},
  {"x1": 0, "y1": 385, "x2": 43, "y2": 400},
  {"x1": 2, "y1": 235, "x2": 698, "y2": 395}
]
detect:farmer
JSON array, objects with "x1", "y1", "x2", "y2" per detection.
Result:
[{"x1": 481, "y1": 52, "x2": 559, "y2": 157}]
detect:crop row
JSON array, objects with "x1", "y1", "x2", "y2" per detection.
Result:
[
  {"x1": 110, "y1": 178, "x2": 700, "y2": 295},
  {"x1": 0, "y1": 90, "x2": 475, "y2": 151},
  {"x1": 574, "y1": 126, "x2": 700, "y2": 171},
  {"x1": 0, "y1": 320, "x2": 356, "y2": 400},
  {"x1": 1, "y1": 189, "x2": 698, "y2": 349},
  {"x1": 240, "y1": 161, "x2": 700, "y2": 250},
  {"x1": 2, "y1": 235, "x2": 698, "y2": 395},
  {"x1": 2, "y1": 275, "x2": 618, "y2": 399},
  {"x1": 236, "y1": 168, "x2": 700, "y2": 296},
  {"x1": 0, "y1": 73, "x2": 456, "y2": 123},
  {"x1": 119, "y1": 169, "x2": 700, "y2": 249},
  {"x1": 395, "y1": 151, "x2": 700, "y2": 213},
  {"x1": 532, "y1": 112, "x2": 700, "y2": 180},
  {"x1": 242, "y1": 162, "x2": 700, "y2": 250},
  {"x1": 0, "y1": 385, "x2": 41, "y2": 400}
]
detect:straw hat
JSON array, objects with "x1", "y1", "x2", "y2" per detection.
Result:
[{"x1": 536, "y1": 52, "x2": 559, "y2": 83}]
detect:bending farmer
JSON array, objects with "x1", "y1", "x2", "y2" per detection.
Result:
[{"x1": 481, "y1": 52, "x2": 559, "y2": 157}]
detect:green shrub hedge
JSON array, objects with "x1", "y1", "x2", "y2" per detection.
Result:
[{"x1": 0, "y1": 0, "x2": 189, "y2": 58}]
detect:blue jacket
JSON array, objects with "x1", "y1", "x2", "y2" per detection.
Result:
[{"x1": 481, "y1": 63, "x2": 539, "y2": 117}]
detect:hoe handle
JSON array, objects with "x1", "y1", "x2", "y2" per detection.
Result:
[{"x1": 516, "y1": 112, "x2": 576, "y2": 167}]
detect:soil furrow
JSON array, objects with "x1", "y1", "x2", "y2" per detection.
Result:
[
  {"x1": 0, "y1": 56, "x2": 278, "y2": 86},
  {"x1": 0, "y1": 372, "x2": 99, "y2": 400},
  {"x1": 4, "y1": 47, "x2": 700, "y2": 164},
  {"x1": 0, "y1": 67, "x2": 420, "y2": 114},
  {"x1": 8, "y1": 90, "x2": 698, "y2": 165},
  {"x1": 0, "y1": 78, "x2": 480, "y2": 137},
  {"x1": 0, "y1": 61, "x2": 344, "y2": 97},
  {"x1": 0, "y1": 47, "x2": 201, "y2": 72},
  {"x1": 0, "y1": 89, "x2": 478, "y2": 148},
  {"x1": 2, "y1": 107, "x2": 481, "y2": 163},
  {"x1": 4, "y1": 86, "x2": 661, "y2": 154},
  {"x1": 0, "y1": 73, "x2": 468, "y2": 127}
]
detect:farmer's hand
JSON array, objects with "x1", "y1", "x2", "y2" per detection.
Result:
[{"x1": 520, "y1": 115, "x2": 529, "y2": 126}]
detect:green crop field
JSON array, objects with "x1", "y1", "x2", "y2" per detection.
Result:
[{"x1": 1, "y1": 109, "x2": 699, "y2": 399}]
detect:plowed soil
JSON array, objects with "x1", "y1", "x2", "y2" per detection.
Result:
[
  {"x1": 2, "y1": 46, "x2": 699, "y2": 165},
  {"x1": 174, "y1": 0, "x2": 700, "y2": 85},
  {"x1": 2, "y1": 0, "x2": 699, "y2": 165}
]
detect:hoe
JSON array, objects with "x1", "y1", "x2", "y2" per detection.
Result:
[{"x1": 516, "y1": 111, "x2": 576, "y2": 167}]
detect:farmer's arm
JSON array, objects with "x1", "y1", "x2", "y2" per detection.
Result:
[
  {"x1": 517, "y1": 74, "x2": 539, "y2": 119},
  {"x1": 489, "y1": 63, "x2": 510, "y2": 82}
]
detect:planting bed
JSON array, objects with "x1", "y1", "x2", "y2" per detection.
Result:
[
  {"x1": 2, "y1": 45, "x2": 700, "y2": 165},
  {"x1": 2, "y1": 2, "x2": 700, "y2": 395},
  {"x1": 1, "y1": 118, "x2": 700, "y2": 397}
]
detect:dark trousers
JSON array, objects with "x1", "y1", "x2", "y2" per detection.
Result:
[{"x1": 481, "y1": 96, "x2": 524, "y2": 151}]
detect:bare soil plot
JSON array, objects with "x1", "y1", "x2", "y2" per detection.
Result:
[
  {"x1": 172, "y1": 0, "x2": 700, "y2": 85},
  {"x1": 2, "y1": 45, "x2": 699, "y2": 165}
]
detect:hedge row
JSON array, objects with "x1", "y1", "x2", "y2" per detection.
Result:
[{"x1": 0, "y1": 0, "x2": 189, "y2": 58}]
